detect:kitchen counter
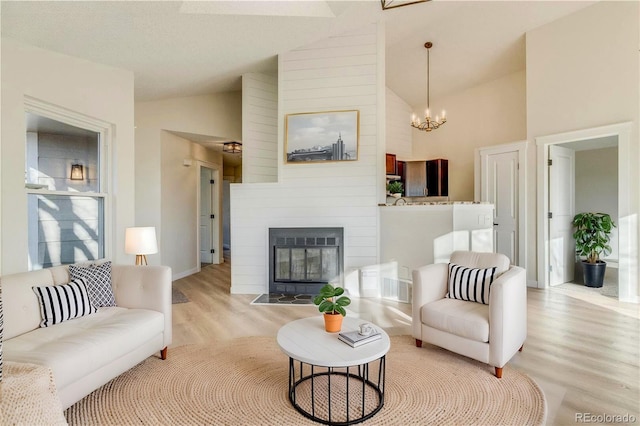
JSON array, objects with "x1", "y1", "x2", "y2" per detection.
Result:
[{"x1": 380, "y1": 197, "x2": 488, "y2": 206}]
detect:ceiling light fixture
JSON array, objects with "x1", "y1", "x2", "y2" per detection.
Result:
[
  {"x1": 411, "y1": 42, "x2": 447, "y2": 132},
  {"x1": 223, "y1": 141, "x2": 242, "y2": 154}
]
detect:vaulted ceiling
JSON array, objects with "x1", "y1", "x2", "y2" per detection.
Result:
[{"x1": 2, "y1": 0, "x2": 594, "y2": 111}]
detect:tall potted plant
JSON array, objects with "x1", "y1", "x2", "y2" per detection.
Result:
[
  {"x1": 313, "y1": 283, "x2": 351, "y2": 332},
  {"x1": 572, "y1": 212, "x2": 616, "y2": 288}
]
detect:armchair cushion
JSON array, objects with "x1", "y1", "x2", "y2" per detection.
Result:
[
  {"x1": 446, "y1": 263, "x2": 497, "y2": 305},
  {"x1": 421, "y1": 298, "x2": 490, "y2": 342}
]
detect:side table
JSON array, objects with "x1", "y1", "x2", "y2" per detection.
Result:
[{"x1": 277, "y1": 316, "x2": 390, "y2": 425}]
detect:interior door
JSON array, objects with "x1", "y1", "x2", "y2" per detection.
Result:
[
  {"x1": 548, "y1": 145, "x2": 575, "y2": 286},
  {"x1": 482, "y1": 151, "x2": 518, "y2": 264},
  {"x1": 200, "y1": 167, "x2": 214, "y2": 264}
]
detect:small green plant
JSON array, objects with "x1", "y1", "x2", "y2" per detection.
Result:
[
  {"x1": 313, "y1": 283, "x2": 351, "y2": 316},
  {"x1": 386, "y1": 181, "x2": 403, "y2": 194},
  {"x1": 572, "y1": 212, "x2": 616, "y2": 264}
]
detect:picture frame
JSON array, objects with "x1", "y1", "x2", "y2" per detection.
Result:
[{"x1": 285, "y1": 110, "x2": 359, "y2": 163}]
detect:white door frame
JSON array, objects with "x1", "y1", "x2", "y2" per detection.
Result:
[
  {"x1": 474, "y1": 140, "x2": 528, "y2": 270},
  {"x1": 536, "y1": 122, "x2": 637, "y2": 303},
  {"x1": 196, "y1": 161, "x2": 222, "y2": 268}
]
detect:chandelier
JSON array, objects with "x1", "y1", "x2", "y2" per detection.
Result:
[
  {"x1": 381, "y1": 0, "x2": 429, "y2": 10},
  {"x1": 411, "y1": 42, "x2": 447, "y2": 132},
  {"x1": 223, "y1": 141, "x2": 242, "y2": 154}
]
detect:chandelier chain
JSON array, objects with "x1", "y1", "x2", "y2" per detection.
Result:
[{"x1": 411, "y1": 41, "x2": 446, "y2": 132}]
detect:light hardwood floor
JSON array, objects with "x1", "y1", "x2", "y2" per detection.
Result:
[{"x1": 172, "y1": 256, "x2": 640, "y2": 425}]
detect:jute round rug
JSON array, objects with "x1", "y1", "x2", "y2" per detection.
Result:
[{"x1": 65, "y1": 335, "x2": 546, "y2": 425}]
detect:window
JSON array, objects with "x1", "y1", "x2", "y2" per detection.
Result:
[{"x1": 24, "y1": 104, "x2": 109, "y2": 270}]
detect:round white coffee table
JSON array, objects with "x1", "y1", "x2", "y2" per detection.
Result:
[{"x1": 277, "y1": 316, "x2": 390, "y2": 425}]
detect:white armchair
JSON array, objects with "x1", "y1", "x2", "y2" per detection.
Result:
[{"x1": 412, "y1": 251, "x2": 527, "y2": 378}]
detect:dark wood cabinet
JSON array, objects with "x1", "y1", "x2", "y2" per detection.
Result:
[
  {"x1": 396, "y1": 161, "x2": 406, "y2": 181},
  {"x1": 385, "y1": 153, "x2": 397, "y2": 175},
  {"x1": 426, "y1": 159, "x2": 448, "y2": 197}
]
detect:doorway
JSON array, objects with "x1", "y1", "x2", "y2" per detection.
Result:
[
  {"x1": 475, "y1": 141, "x2": 527, "y2": 268},
  {"x1": 536, "y1": 122, "x2": 635, "y2": 303}
]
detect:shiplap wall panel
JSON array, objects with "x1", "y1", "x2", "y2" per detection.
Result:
[
  {"x1": 242, "y1": 73, "x2": 278, "y2": 183},
  {"x1": 231, "y1": 24, "x2": 382, "y2": 294},
  {"x1": 283, "y1": 44, "x2": 377, "y2": 62},
  {"x1": 285, "y1": 75, "x2": 377, "y2": 91}
]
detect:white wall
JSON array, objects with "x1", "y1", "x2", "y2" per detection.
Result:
[
  {"x1": 135, "y1": 93, "x2": 241, "y2": 140},
  {"x1": 385, "y1": 87, "x2": 412, "y2": 160},
  {"x1": 526, "y1": 1, "x2": 639, "y2": 296},
  {"x1": 160, "y1": 132, "x2": 201, "y2": 277},
  {"x1": 135, "y1": 95, "x2": 231, "y2": 276},
  {"x1": 412, "y1": 71, "x2": 527, "y2": 201},
  {"x1": 230, "y1": 23, "x2": 384, "y2": 295},
  {"x1": 133, "y1": 127, "x2": 162, "y2": 259},
  {"x1": 242, "y1": 73, "x2": 278, "y2": 183},
  {"x1": 1, "y1": 37, "x2": 135, "y2": 274}
]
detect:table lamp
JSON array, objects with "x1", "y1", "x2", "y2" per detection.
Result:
[{"x1": 125, "y1": 227, "x2": 158, "y2": 265}]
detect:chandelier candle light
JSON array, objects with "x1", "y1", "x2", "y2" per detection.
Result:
[{"x1": 411, "y1": 42, "x2": 447, "y2": 132}]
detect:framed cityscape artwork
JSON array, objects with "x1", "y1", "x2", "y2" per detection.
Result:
[{"x1": 285, "y1": 110, "x2": 359, "y2": 163}]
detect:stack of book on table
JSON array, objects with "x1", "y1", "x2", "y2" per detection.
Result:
[{"x1": 338, "y1": 329, "x2": 381, "y2": 347}]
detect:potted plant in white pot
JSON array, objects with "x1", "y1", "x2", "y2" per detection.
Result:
[
  {"x1": 572, "y1": 212, "x2": 616, "y2": 288},
  {"x1": 386, "y1": 181, "x2": 403, "y2": 198},
  {"x1": 313, "y1": 283, "x2": 351, "y2": 332}
]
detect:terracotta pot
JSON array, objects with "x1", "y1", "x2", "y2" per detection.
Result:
[{"x1": 323, "y1": 312, "x2": 344, "y2": 333}]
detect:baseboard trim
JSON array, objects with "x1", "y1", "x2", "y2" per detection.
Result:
[{"x1": 172, "y1": 267, "x2": 199, "y2": 281}]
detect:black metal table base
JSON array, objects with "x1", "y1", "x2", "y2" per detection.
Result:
[{"x1": 287, "y1": 356, "x2": 386, "y2": 425}]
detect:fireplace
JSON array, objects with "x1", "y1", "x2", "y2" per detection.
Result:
[{"x1": 269, "y1": 227, "x2": 344, "y2": 295}]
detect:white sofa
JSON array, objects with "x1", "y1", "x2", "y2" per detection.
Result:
[
  {"x1": 1, "y1": 263, "x2": 172, "y2": 409},
  {"x1": 412, "y1": 251, "x2": 527, "y2": 378}
]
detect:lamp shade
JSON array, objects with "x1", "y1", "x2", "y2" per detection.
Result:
[{"x1": 125, "y1": 227, "x2": 158, "y2": 255}]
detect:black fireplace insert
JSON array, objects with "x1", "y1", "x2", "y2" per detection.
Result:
[{"x1": 269, "y1": 227, "x2": 344, "y2": 295}]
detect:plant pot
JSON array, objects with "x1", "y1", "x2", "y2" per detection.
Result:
[
  {"x1": 323, "y1": 313, "x2": 344, "y2": 333},
  {"x1": 582, "y1": 260, "x2": 606, "y2": 288}
]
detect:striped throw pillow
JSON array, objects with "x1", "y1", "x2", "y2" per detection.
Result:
[
  {"x1": 32, "y1": 278, "x2": 97, "y2": 328},
  {"x1": 447, "y1": 263, "x2": 497, "y2": 305}
]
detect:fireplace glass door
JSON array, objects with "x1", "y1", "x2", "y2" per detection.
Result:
[{"x1": 275, "y1": 247, "x2": 339, "y2": 283}]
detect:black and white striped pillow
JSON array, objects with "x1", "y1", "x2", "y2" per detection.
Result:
[
  {"x1": 32, "y1": 278, "x2": 97, "y2": 328},
  {"x1": 447, "y1": 263, "x2": 497, "y2": 305}
]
